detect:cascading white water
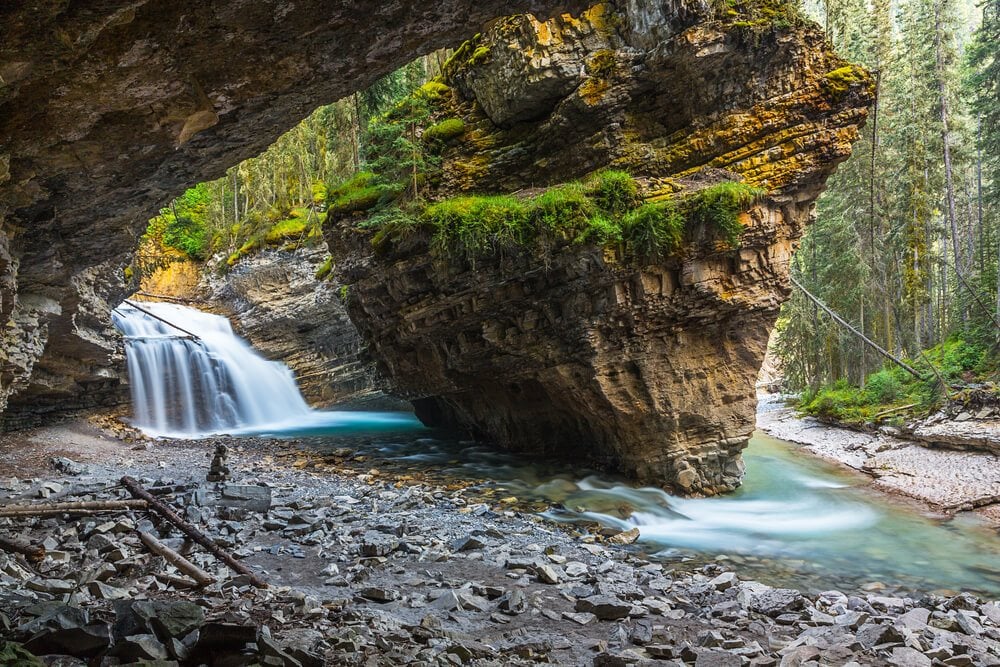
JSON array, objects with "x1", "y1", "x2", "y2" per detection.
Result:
[{"x1": 112, "y1": 301, "x2": 312, "y2": 437}]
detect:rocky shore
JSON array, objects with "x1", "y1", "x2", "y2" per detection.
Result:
[
  {"x1": 0, "y1": 417, "x2": 998, "y2": 666},
  {"x1": 756, "y1": 393, "x2": 1000, "y2": 525}
]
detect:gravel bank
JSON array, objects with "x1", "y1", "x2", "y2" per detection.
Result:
[{"x1": 756, "y1": 393, "x2": 1000, "y2": 525}]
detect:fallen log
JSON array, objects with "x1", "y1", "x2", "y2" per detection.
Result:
[
  {"x1": 0, "y1": 509, "x2": 139, "y2": 518},
  {"x1": 154, "y1": 573, "x2": 200, "y2": 589},
  {"x1": 121, "y1": 476, "x2": 267, "y2": 588},
  {"x1": 0, "y1": 499, "x2": 147, "y2": 517},
  {"x1": 138, "y1": 530, "x2": 215, "y2": 587},
  {"x1": 0, "y1": 536, "x2": 45, "y2": 563},
  {"x1": 121, "y1": 300, "x2": 201, "y2": 340},
  {"x1": 871, "y1": 403, "x2": 919, "y2": 420}
]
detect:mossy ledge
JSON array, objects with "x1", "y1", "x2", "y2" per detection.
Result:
[
  {"x1": 359, "y1": 172, "x2": 765, "y2": 264},
  {"x1": 325, "y1": 0, "x2": 872, "y2": 494}
]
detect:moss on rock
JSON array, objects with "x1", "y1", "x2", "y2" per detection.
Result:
[{"x1": 424, "y1": 118, "x2": 467, "y2": 143}]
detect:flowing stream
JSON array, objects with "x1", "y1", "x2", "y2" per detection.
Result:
[{"x1": 115, "y1": 302, "x2": 1000, "y2": 597}]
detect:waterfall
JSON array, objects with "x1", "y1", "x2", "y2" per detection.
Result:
[{"x1": 112, "y1": 301, "x2": 312, "y2": 437}]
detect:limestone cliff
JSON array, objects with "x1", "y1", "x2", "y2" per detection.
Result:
[
  {"x1": 0, "y1": 0, "x2": 583, "y2": 425},
  {"x1": 135, "y1": 247, "x2": 389, "y2": 408},
  {"x1": 328, "y1": 1, "x2": 873, "y2": 493},
  {"x1": 196, "y1": 248, "x2": 389, "y2": 408}
]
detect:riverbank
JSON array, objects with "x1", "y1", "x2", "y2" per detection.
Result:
[
  {"x1": 756, "y1": 392, "x2": 1000, "y2": 525},
  {"x1": 1, "y1": 416, "x2": 999, "y2": 665}
]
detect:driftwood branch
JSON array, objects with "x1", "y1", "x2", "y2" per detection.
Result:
[
  {"x1": 133, "y1": 291, "x2": 205, "y2": 305},
  {"x1": 0, "y1": 536, "x2": 45, "y2": 563},
  {"x1": 121, "y1": 476, "x2": 266, "y2": 588},
  {"x1": 138, "y1": 530, "x2": 215, "y2": 587},
  {"x1": 154, "y1": 573, "x2": 200, "y2": 589},
  {"x1": 0, "y1": 499, "x2": 148, "y2": 517},
  {"x1": 790, "y1": 276, "x2": 925, "y2": 381},
  {"x1": 119, "y1": 299, "x2": 201, "y2": 341}
]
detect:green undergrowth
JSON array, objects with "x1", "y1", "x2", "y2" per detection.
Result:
[
  {"x1": 796, "y1": 339, "x2": 999, "y2": 425},
  {"x1": 712, "y1": 0, "x2": 807, "y2": 35},
  {"x1": 226, "y1": 207, "x2": 324, "y2": 267},
  {"x1": 141, "y1": 183, "x2": 329, "y2": 272},
  {"x1": 362, "y1": 171, "x2": 763, "y2": 263},
  {"x1": 146, "y1": 183, "x2": 213, "y2": 261}
]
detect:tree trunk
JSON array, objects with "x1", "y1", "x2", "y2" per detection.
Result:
[
  {"x1": 790, "y1": 276, "x2": 925, "y2": 381},
  {"x1": 934, "y1": 0, "x2": 965, "y2": 322},
  {"x1": 351, "y1": 93, "x2": 362, "y2": 170},
  {"x1": 233, "y1": 171, "x2": 240, "y2": 225}
]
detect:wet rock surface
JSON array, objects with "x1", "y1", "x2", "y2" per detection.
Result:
[
  {"x1": 1, "y1": 425, "x2": 998, "y2": 665},
  {"x1": 196, "y1": 246, "x2": 397, "y2": 409}
]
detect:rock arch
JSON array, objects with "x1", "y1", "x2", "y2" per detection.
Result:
[{"x1": 0, "y1": 0, "x2": 584, "y2": 425}]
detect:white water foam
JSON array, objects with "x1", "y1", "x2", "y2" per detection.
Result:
[{"x1": 112, "y1": 301, "x2": 420, "y2": 438}]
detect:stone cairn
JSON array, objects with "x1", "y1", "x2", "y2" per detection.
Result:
[{"x1": 206, "y1": 444, "x2": 231, "y2": 482}]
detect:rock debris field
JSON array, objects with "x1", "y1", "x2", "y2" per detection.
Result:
[{"x1": 0, "y1": 420, "x2": 999, "y2": 666}]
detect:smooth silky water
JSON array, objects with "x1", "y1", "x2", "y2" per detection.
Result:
[{"x1": 114, "y1": 302, "x2": 1000, "y2": 598}]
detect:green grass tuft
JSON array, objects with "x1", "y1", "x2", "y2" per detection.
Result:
[
  {"x1": 359, "y1": 172, "x2": 764, "y2": 264},
  {"x1": 529, "y1": 183, "x2": 596, "y2": 238},
  {"x1": 424, "y1": 195, "x2": 529, "y2": 258},
  {"x1": 621, "y1": 201, "x2": 685, "y2": 261},
  {"x1": 685, "y1": 181, "x2": 764, "y2": 248},
  {"x1": 587, "y1": 170, "x2": 640, "y2": 216}
]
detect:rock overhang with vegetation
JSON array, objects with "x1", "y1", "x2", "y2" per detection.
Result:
[{"x1": 322, "y1": 0, "x2": 875, "y2": 493}]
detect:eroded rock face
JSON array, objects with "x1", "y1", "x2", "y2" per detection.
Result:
[
  {"x1": 198, "y1": 247, "x2": 390, "y2": 408},
  {"x1": 0, "y1": 0, "x2": 584, "y2": 423},
  {"x1": 329, "y1": 2, "x2": 873, "y2": 492}
]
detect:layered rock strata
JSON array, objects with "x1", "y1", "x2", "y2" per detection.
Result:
[
  {"x1": 330, "y1": 1, "x2": 873, "y2": 492},
  {"x1": 133, "y1": 246, "x2": 394, "y2": 408},
  {"x1": 0, "y1": 0, "x2": 583, "y2": 425},
  {"x1": 197, "y1": 247, "x2": 390, "y2": 408}
]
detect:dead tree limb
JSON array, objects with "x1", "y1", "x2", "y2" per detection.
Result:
[
  {"x1": 0, "y1": 536, "x2": 45, "y2": 563},
  {"x1": 120, "y1": 300, "x2": 201, "y2": 341},
  {"x1": 790, "y1": 276, "x2": 924, "y2": 381},
  {"x1": 870, "y1": 403, "x2": 919, "y2": 419},
  {"x1": 154, "y1": 573, "x2": 200, "y2": 589},
  {"x1": 138, "y1": 530, "x2": 215, "y2": 587},
  {"x1": 133, "y1": 291, "x2": 205, "y2": 305},
  {"x1": 0, "y1": 499, "x2": 148, "y2": 516},
  {"x1": 121, "y1": 476, "x2": 266, "y2": 588},
  {"x1": 919, "y1": 350, "x2": 956, "y2": 398}
]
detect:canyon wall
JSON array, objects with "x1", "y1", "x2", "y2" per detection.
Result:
[
  {"x1": 328, "y1": 1, "x2": 873, "y2": 493},
  {"x1": 196, "y1": 248, "x2": 391, "y2": 408},
  {"x1": 0, "y1": 0, "x2": 582, "y2": 425}
]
